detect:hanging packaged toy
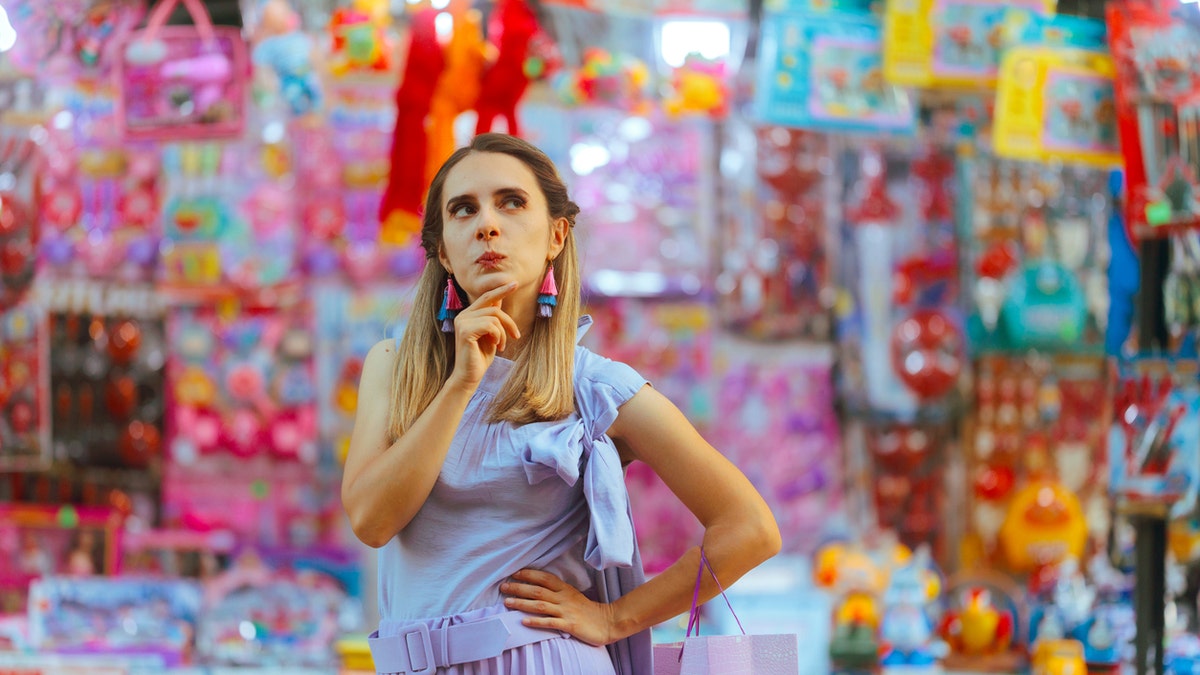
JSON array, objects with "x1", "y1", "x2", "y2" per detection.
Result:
[
  {"x1": 718, "y1": 125, "x2": 834, "y2": 341},
  {"x1": 0, "y1": 302, "x2": 49, "y2": 471},
  {"x1": 756, "y1": 0, "x2": 916, "y2": 134},
  {"x1": 1109, "y1": 363, "x2": 1200, "y2": 518},
  {"x1": 993, "y1": 43, "x2": 1122, "y2": 168},
  {"x1": 4, "y1": 1, "x2": 146, "y2": 81},
  {"x1": 114, "y1": 0, "x2": 248, "y2": 141},
  {"x1": 883, "y1": 0, "x2": 1055, "y2": 90},
  {"x1": 0, "y1": 116, "x2": 41, "y2": 313},
  {"x1": 1107, "y1": 0, "x2": 1200, "y2": 235}
]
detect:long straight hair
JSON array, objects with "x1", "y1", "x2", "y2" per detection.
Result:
[{"x1": 386, "y1": 134, "x2": 582, "y2": 442}]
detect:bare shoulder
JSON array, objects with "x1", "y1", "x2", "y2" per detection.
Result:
[{"x1": 359, "y1": 338, "x2": 400, "y2": 391}]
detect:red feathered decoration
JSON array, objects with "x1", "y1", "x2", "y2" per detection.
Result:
[
  {"x1": 475, "y1": 0, "x2": 540, "y2": 137},
  {"x1": 379, "y1": 9, "x2": 445, "y2": 243}
]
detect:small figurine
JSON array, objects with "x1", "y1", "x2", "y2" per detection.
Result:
[{"x1": 879, "y1": 547, "x2": 946, "y2": 669}]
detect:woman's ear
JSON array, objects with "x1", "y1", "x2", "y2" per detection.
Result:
[
  {"x1": 437, "y1": 245, "x2": 451, "y2": 273},
  {"x1": 548, "y1": 217, "x2": 569, "y2": 258}
]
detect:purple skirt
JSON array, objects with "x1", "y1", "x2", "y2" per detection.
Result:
[{"x1": 376, "y1": 604, "x2": 617, "y2": 675}]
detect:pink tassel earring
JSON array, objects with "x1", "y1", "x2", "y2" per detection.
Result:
[
  {"x1": 439, "y1": 274, "x2": 464, "y2": 332},
  {"x1": 537, "y1": 265, "x2": 558, "y2": 318}
]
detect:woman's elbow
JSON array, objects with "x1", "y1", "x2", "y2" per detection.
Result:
[
  {"x1": 342, "y1": 492, "x2": 392, "y2": 549},
  {"x1": 745, "y1": 508, "x2": 782, "y2": 563}
]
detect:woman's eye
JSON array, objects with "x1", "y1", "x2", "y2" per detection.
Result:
[
  {"x1": 450, "y1": 204, "x2": 475, "y2": 217},
  {"x1": 502, "y1": 197, "x2": 525, "y2": 209}
]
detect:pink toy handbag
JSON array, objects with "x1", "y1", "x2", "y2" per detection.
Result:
[
  {"x1": 114, "y1": 0, "x2": 248, "y2": 141},
  {"x1": 653, "y1": 549, "x2": 800, "y2": 675}
]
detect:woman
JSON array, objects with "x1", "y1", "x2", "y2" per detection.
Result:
[{"x1": 342, "y1": 133, "x2": 781, "y2": 674}]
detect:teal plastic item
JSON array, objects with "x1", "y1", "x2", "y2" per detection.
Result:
[{"x1": 1000, "y1": 261, "x2": 1088, "y2": 350}]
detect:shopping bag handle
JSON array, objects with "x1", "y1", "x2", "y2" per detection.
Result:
[
  {"x1": 140, "y1": 0, "x2": 216, "y2": 43},
  {"x1": 686, "y1": 547, "x2": 746, "y2": 638}
]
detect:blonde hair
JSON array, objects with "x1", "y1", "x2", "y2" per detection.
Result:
[{"x1": 387, "y1": 134, "x2": 581, "y2": 441}]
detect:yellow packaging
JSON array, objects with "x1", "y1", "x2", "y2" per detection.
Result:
[
  {"x1": 993, "y1": 45, "x2": 1122, "y2": 167},
  {"x1": 884, "y1": 0, "x2": 1055, "y2": 90}
]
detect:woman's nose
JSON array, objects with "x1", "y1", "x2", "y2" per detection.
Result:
[{"x1": 475, "y1": 210, "x2": 499, "y2": 240}]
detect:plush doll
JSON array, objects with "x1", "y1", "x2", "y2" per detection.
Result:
[
  {"x1": 328, "y1": 0, "x2": 393, "y2": 76},
  {"x1": 474, "y1": 0, "x2": 540, "y2": 137},
  {"x1": 378, "y1": 8, "x2": 444, "y2": 245},
  {"x1": 251, "y1": 0, "x2": 321, "y2": 115},
  {"x1": 426, "y1": 0, "x2": 486, "y2": 185}
]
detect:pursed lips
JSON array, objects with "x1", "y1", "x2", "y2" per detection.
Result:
[{"x1": 476, "y1": 253, "x2": 505, "y2": 267}]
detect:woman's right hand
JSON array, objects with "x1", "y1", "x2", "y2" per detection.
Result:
[{"x1": 449, "y1": 281, "x2": 521, "y2": 389}]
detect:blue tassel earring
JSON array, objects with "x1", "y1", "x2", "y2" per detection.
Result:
[
  {"x1": 439, "y1": 274, "x2": 464, "y2": 332},
  {"x1": 537, "y1": 265, "x2": 558, "y2": 318}
]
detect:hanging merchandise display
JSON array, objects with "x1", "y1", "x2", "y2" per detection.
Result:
[
  {"x1": 39, "y1": 281, "x2": 167, "y2": 472},
  {"x1": 37, "y1": 110, "x2": 162, "y2": 282},
  {"x1": 314, "y1": 282, "x2": 411, "y2": 469},
  {"x1": 3, "y1": 0, "x2": 146, "y2": 82},
  {"x1": 0, "y1": 503, "x2": 123, "y2": 616},
  {"x1": 0, "y1": 303, "x2": 49, "y2": 472},
  {"x1": 0, "y1": 115, "x2": 41, "y2": 313},
  {"x1": 425, "y1": 0, "x2": 487, "y2": 183},
  {"x1": 961, "y1": 354, "x2": 1108, "y2": 574},
  {"x1": 961, "y1": 154, "x2": 1112, "y2": 353},
  {"x1": 1107, "y1": 0, "x2": 1200, "y2": 236},
  {"x1": 474, "y1": 0, "x2": 543, "y2": 136},
  {"x1": 836, "y1": 142, "x2": 964, "y2": 417},
  {"x1": 114, "y1": 0, "x2": 249, "y2": 142},
  {"x1": 249, "y1": 0, "x2": 322, "y2": 117},
  {"x1": 164, "y1": 303, "x2": 325, "y2": 547},
  {"x1": 718, "y1": 125, "x2": 833, "y2": 341},
  {"x1": 525, "y1": 104, "x2": 715, "y2": 298},
  {"x1": 552, "y1": 48, "x2": 652, "y2": 113},
  {"x1": 756, "y1": 0, "x2": 916, "y2": 135},
  {"x1": 158, "y1": 133, "x2": 300, "y2": 296},
  {"x1": 706, "y1": 340, "x2": 844, "y2": 557},
  {"x1": 883, "y1": 0, "x2": 1055, "y2": 90},
  {"x1": 992, "y1": 20, "x2": 1122, "y2": 169}
]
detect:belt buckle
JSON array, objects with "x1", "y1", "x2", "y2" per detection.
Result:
[{"x1": 402, "y1": 623, "x2": 436, "y2": 675}]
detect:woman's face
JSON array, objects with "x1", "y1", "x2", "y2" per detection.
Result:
[{"x1": 437, "y1": 152, "x2": 567, "y2": 307}]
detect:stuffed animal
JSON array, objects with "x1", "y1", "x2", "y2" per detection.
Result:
[
  {"x1": 474, "y1": 0, "x2": 540, "y2": 137},
  {"x1": 426, "y1": 0, "x2": 486, "y2": 185},
  {"x1": 252, "y1": 0, "x2": 321, "y2": 115},
  {"x1": 378, "y1": 8, "x2": 444, "y2": 246}
]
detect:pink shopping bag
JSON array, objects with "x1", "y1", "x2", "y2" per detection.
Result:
[{"x1": 652, "y1": 549, "x2": 799, "y2": 675}]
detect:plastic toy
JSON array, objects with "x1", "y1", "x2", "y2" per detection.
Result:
[
  {"x1": 474, "y1": 0, "x2": 541, "y2": 136},
  {"x1": 664, "y1": 54, "x2": 728, "y2": 118},
  {"x1": 1031, "y1": 639, "x2": 1087, "y2": 675},
  {"x1": 328, "y1": 0, "x2": 392, "y2": 76},
  {"x1": 938, "y1": 574, "x2": 1026, "y2": 673},
  {"x1": 251, "y1": 0, "x2": 321, "y2": 116},
  {"x1": 879, "y1": 547, "x2": 946, "y2": 668},
  {"x1": 554, "y1": 48, "x2": 651, "y2": 113}
]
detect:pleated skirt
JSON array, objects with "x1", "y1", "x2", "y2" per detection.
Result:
[{"x1": 376, "y1": 603, "x2": 617, "y2": 675}]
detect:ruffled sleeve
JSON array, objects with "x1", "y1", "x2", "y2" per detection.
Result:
[{"x1": 521, "y1": 344, "x2": 648, "y2": 571}]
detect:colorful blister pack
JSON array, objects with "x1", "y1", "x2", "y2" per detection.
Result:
[{"x1": 757, "y1": 0, "x2": 916, "y2": 134}]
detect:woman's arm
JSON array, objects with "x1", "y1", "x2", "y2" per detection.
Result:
[
  {"x1": 341, "y1": 283, "x2": 521, "y2": 548},
  {"x1": 502, "y1": 385, "x2": 781, "y2": 644},
  {"x1": 340, "y1": 338, "x2": 476, "y2": 548}
]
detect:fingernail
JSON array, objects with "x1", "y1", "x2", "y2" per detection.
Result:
[
  {"x1": 505, "y1": 598, "x2": 515, "y2": 606},
  {"x1": 500, "y1": 583, "x2": 510, "y2": 592}
]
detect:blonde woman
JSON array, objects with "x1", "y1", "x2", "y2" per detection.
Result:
[{"x1": 342, "y1": 133, "x2": 780, "y2": 674}]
